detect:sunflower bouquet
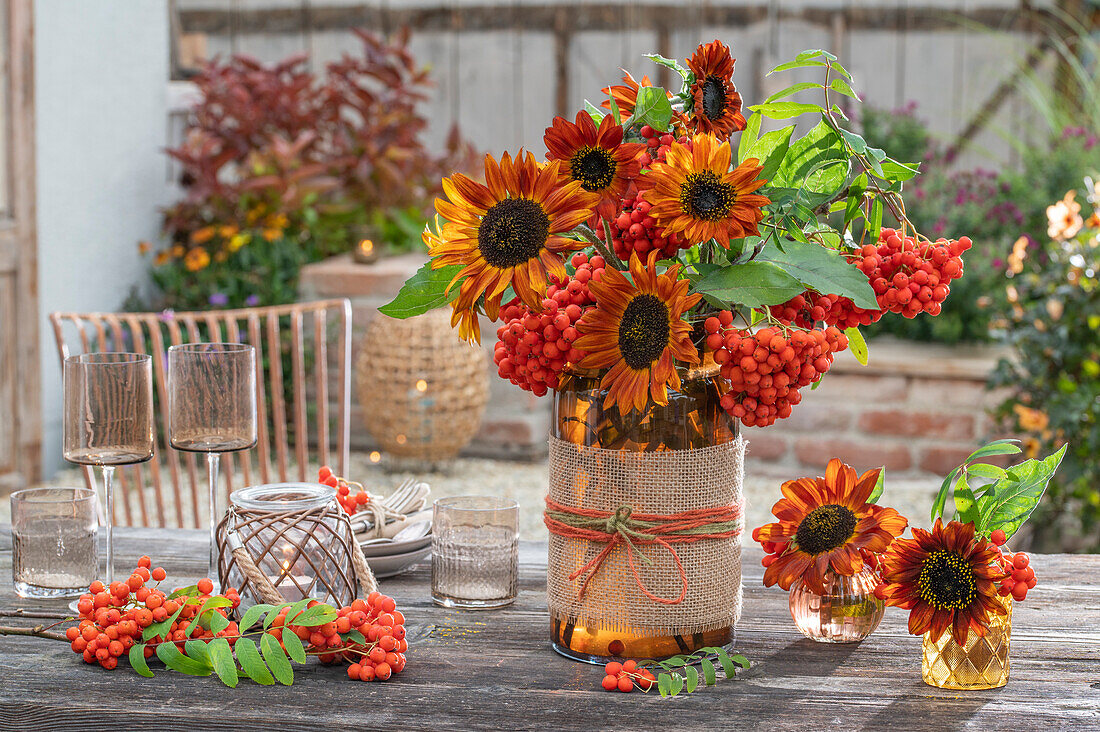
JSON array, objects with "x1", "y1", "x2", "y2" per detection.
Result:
[{"x1": 382, "y1": 42, "x2": 973, "y2": 423}]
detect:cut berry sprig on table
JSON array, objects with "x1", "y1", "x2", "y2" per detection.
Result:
[
  {"x1": 597, "y1": 648, "x2": 749, "y2": 697},
  {"x1": 318, "y1": 465, "x2": 372, "y2": 516},
  {"x1": 60, "y1": 559, "x2": 409, "y2": 686}
]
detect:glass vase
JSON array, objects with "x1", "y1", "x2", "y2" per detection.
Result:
[
  {"x1": 921, "y1": 595, "x2": 1012, "y2": 690},
  {"x1": 788, "y1": 566, "x2": 884, "y2": 643},
  {"x1": 549, "y1": 359, "x2": 740, "y2": 663}
]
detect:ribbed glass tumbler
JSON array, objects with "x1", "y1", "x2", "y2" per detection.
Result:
[{"x1": 921, "y1": 596, "x2": 1012, "y2": 690}]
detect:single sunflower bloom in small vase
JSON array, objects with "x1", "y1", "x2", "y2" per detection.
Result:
[
  {"x1": 685, "y1": 40, "x2": 747, "y2": 138},
  {"x1": 544, "y1": 110, "x2": 646, "y2": 221},
  {"x1": 427, "y1": 150, "x2": 599, "y2": 326},
  {"x1": 639, "y1": 134, "x2": 770, "y2": 247},
  {"x1": 574, "y1": 250, "x2": 701, "y2": 414},
  {"x1": 879, "y1": 518, "x2": 1010, "y2": 646},
  {"x1": 752, "y1": 458, "x2": 908, "y2": 594}
]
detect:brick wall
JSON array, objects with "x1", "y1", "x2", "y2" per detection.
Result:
[
  {"x1": 743, "y1": 341, "x2": 1010, "y2": 477},
  {"x1": 301, "y1": 254, "x2": 1008, "y2": 473}
]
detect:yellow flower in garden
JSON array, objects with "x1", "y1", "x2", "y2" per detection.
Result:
[
  {"x1": 262, "y1": 228, "x2": 282, "y2": 242},
  {"x1": 574, "y1": 251, "x2": 701, "y2": 414},
  {"x1": 1014, "y1": 404, "x2": 1050, "y2": 432},
  {"x1": 638, "y1": 134, "x2": 770, "y2": 247},
  {"x1": 267, "y1": 213, "x2": 289, "y2": 230},
  {"x1": 228, "y1": 233, "x2": 250, "y2": 252},
  {"x1": 138, "y1": 240, "x2": 151, "y2": 255},
  {"x1": 428, "y1": 150, "x2": 598, "y2": 325},
  {"x1": 154, "y1": 251, "x2": 170, "y2": 266},
  {"x1": 171, "y1": 244, "x2": 186, "y2": 258},
  {"x1": 184, "y1": 248, "x2": 210, "y2": 272},
  {"x1": 1023, "y1": 437, "x2": 1040, "y2": 459},
  {"x1": 218, "y1": 224, "x2": 239, "y2": 238},
  {"x1": 190, "y1": 225, "x2": 217, "y2": 245},
  {"x1": 1046, "y1": 191, "x2": 1083, "y2": 240}
]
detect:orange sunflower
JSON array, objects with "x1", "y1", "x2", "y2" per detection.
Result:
[
  {"x1": 544, "y1": 110, "x2": 645, "y2": 221},
  {"x1": 685, "y1": 40, "x2": 747, "y2": 138},
  {"x1": 638, "y1": 134, "x2": 770, "y2": 247},
  {"x1": 879, "y1": 519, "x2": 1010, "y2": 646},
  {"x1": 427, "y1": 151, "x2": 599, "y2": 336},
  {"x1": 752, "y1": 459, "x2": 908, "y2": 594},
  {"x1": 601, "y1": 70, "x2": 662, "y2": 117},
  {"x1": 574, "y1": 251, "x2": 701, "y2": 414}
]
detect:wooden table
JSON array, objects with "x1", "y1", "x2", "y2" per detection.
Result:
[{"x1": 1, "y1": 527, "x2": 1098, "y2": 730}]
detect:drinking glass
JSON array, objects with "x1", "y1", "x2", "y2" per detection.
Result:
[
  {"x1": 11, "y1": 488, "x2": 98, "y2": 598},
  {"x1": 63, "y1": 352, "x2": 154, "y2": 585},
  {"x1": 168, "y1": 343, "x2": 257, "y2": 589},
  {"x1": 432, "y1": 496, "x2": 519, "y2": 608}
]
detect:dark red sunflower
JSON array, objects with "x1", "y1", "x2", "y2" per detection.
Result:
[
  {"x1": 685, "y1": 40, "x2": 747, "y2": 138},
  {"x1": 544, "y1": 110, "x2": 645, "y2": 221},
  {"x1": 879, "y1": 519, "x2": 1010, "y2": 646},
  {"x1": 751, "y1": 458, "x2": 908, "y2": 594}
]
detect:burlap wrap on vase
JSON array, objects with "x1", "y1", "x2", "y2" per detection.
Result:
[{"x1": 547, "y1": 434, "x2": 745, "y2": 636}]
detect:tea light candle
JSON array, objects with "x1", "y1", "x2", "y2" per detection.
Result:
[{"x1": 353, "y1": 237, "x2": 379, "y2": 264}]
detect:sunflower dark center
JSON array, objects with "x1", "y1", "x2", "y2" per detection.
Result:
[
  {"x1": 680, "y1": 171, "x2": 736, "y2": 221},
  {"x1": 918, "y1": 550, "x2": 978, "y2": 610},
  {"x1": 569, "y1": 146, "x2": 617, "y2": 192},
  {"x1": 702, "y1": 76, "x2": 727, "y2": 120},
  {"x1": 477, "y1": 198, "x2": 550, "y2": 269},
  {"x1": 796, "y1": 504, "x2": 857, "y2": 555},
  {"x1": 618, "y1": 294, "x2": 670, "y2": 370}
]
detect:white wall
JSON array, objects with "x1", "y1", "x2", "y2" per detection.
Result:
[{"x1": 35, "y1": 0, "x2": 171, "y2": 474}]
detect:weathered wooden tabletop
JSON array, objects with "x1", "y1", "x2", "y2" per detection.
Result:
[{"x1": 0, "y1": 527, "x2": 1098, "y2": 731}]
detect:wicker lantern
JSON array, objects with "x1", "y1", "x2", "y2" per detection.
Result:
[{"x1": 356, "y1": 309, "x2": 489, "y2": 461}]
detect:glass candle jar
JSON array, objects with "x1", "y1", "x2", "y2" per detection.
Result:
[
  {"x1": 216, "y1": 483, "x2": 359, "y2": 608},
  {"x1": 788, "y1": 567, "x2": 885, "y2": 643}
]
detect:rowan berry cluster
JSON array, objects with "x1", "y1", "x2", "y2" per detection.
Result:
[
  {"x1": 66, "y1": 557, "x2": 241, "y2": 670},
  {"x1": 600, "y1": 659, "x2": 656, "y2": 693},
  {"x1": 770, "y1": 290, "x2": 882, "y2": 330},
  {"x1": 637, "y1": 124, "x2": 690, "y2": 168},
  {"x1": 492, "y1": 253, "x2": 600, "y2": 395},
  {"x1": 318, "y1": 465, "x2": 370, "y2": 516},
  {"x1": 711, "y1": 314, "x2": 849, "y2": 427},
  {"x1": 601, "y1": 191, "x2": 687, "y2": 260},
  {"x1": 990, "y1": 530, "x2": 1037, "y2": 602},
  {"x1": 860, "y1": 228, "x2": 971, "y2": 319}
]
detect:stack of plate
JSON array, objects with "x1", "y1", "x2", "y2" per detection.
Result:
[{"x1": 352, "y1": 479, "x2": 433, "y2": 579}]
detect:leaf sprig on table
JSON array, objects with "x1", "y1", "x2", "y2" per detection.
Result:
[
  {"x1": 600, "y1": 647, "x2": 750, "y2": 697},
  {"x1": 931, "y1": 439, "x2": 1068, "y2": 541}
]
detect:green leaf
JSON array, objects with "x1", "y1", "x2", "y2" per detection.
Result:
[
  {"x1": 839, "y1": 128, "x2": 868, "y2": 154},
  {"x1": 932, "y1": 466, "x2": 961, "y2": 523},
  {"x1": 744, "y1": 126, "x2": 794, "y2": 182},
  {"x1": 235, "y1": 639, "x2": 274, "y2": 686},
  {"x1": 189, "y1": 597, "x2": 234, "y2": 638},
  {"x1": 765, "y1": 82, "x2": 824, "y2": 104},
  {"x1": 773, "y1": 120, "x2": 846, "y2": 194},
  {"x1": 208, "y1": 638, "x2": 239, "y2": 688},
  {"x1": 607, "y1": 95, "x2": 622, "y2": 125},
  {"x1": 631, "y1": 86, "x2": 673, "y2": 132},
  {"x1": 583, "y1": 99, "x2": 607, "y2": 124},
  {"x1": 953, "y1": 472, "x2": 980, "y2": 524},
  {"x1": 685, "y1": 665, "x2": 699, "y2": 693},
  {"x1": 669, "y1": 672, "x2": 684, "y2": 697},
  {"x1": 767, "y1": 59, "x2": 828, "y2": 76},
  {"x1": 967, "y1": 463, "x2": 1007, "y2": 481},
  {"x1": 737, "y1": 111, "x2": 763, "y2": 165},
  {"x1": 830, "y1": 77, "x2": 859, "y2": 100},
  {"x1": 966, "y1": 439, "x2": 1022, "y2": 463},
  {"x1": 128, "y1": 644, "x2": 154, "y2": 678},
  {"x1": 184, "y1": 639, "x2": 211, "y2": 663},
  {"x1": 692, "y1": 261, "x2": 806, "y2": 308},
  {"x1": 797, "y1": 49, "x2": 837, "y2": 62},
  {"x1": 868, "y1": 467, "x2": 886, "y2": 504},
  {"x1": 143, "y1": 603, "x2": 186, "y2": 641},
  {"x1": 168, "y1": 584, "x2": 199, "y2": 600},
  {"x1": 276, "y1": 599, "x2": 310, "y2": 628},
  {"x1": 730, "y1": 654, "x2": 750, "y2": 669},
  {"x1": 749, "y1": 102, "x2": 822, "y2": 120},
  {"x1": 643, "y1": 53, "x2": 689, "y2": 80},
  {"x1": 717, "y1": 649, "x2": 738, "y2": 678},
  {"x1": 657, "y1": 673, "x2": 672, "y2": 698},
  {"x1": 156, "y1": 641, "x2": 213, "y2": 676},
  {"x1": 260, "y1": 632, "x2": 294, "y2": 686},
  {"x1": 867, "y1": 198, "x2": 883, "y2": 244},
  {"x1": 880, "y1": 159, "x2": 920, "y2": 182},
  {"x1": 208, "y1": 612, "x2": 230, "y2": 634},
  {"x1": 239, "y1": 603, "x2": 275, "y2": 633},
  {"x1": 282, "y1": 627, "x2": 308, "y2": 664},
  {"x1": 701, "y1": 658, "x2": 717, "y2": 686},
  {"x1": 343, "y1": 629, "x2": 367, "y2": 646},
  {"x1": 845, "y1": 326, "x2": 869, "y2": 365},
  {"x1": 979, "y1": 445, "x2": 1067, "y2": 538},
  {"x1": 756, "y1": 238, "x2": 878, "y2": 309},
  {"x1": 292, "y1": 606, "x2": 338, "y2": 627},
  {"x1": 378, "y1": 262, "x2": 462, "y2": 319}
]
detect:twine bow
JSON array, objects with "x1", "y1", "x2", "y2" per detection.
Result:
[{"x1": 544, "y1": 498, "x2": 743, "y2": 605}]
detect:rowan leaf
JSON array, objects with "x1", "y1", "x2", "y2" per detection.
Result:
[
  {"x1": 260, "y1": 632, "x2": 294, "y2": 686},
  {"x1": 235, "y1": 639, "x2": 274, "y2": 685},
  {"x1": 128, "y1": 644, "x2": 154, "y2": 678},
  {"x1": 156, "y1": 640, "x2": 212, "y2": 676},
  {"x1": 208, "y1": 638, "x2": 239, "y2": 688},
  {"x1": 282, "y1": 627, "x2": 308, "y2": 664}
]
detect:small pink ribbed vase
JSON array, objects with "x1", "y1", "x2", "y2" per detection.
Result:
[{"x1": 788, "y1": 567, "x2": 884, "y2": 643}]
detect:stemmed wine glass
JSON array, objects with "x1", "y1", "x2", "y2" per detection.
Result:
[
  {"x1": 168, "y1": 343, "x2": 257, "y2": 590},
  {"x1": 63, "y1": 353, "x2": 155, "y2": 586}
]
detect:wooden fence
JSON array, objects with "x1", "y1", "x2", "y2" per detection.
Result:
[{"x1": 174, "y1": 0, "x2": 1066, "y2": 172}]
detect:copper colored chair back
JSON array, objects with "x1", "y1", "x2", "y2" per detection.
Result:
[{"x1": 49, "y1": 300, "x2": 352, "y2": 528}]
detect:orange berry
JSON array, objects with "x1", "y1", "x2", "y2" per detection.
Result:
[
  {"x1": 622, "y1": 659, "x2": 637, "y2": 672},
  {"x1": 138, "y1": 556, "x2": 152, "y2": 569},
  {"x1": 347, "y1": 663, "x2": 361, "y2": 680},
  {"x1": 374, "y1": 662, "x2": 392, "y2": 680},
  {"x1": 617, "y1": 676, "x2": 634, "y2": 693},
  {"x1": 151, "y1": 567, "x2": 167, "y2": 582},
  {"x1": 196, "y1": 578, "x2": 214, "y2": 595},
  {"x1": 89, "y1": 580, "x2": 105, "y2": 594},
  {"x1": 601, "y1": 674, "x2": 618, "y2": 691},
  {"x1": 369, "y1": 646, "x2": 387, "y2": 664},
  {"x1": 604, "y1": 661, "x2": 623, "y2": 676},
  {"x1": 358, "y1": 663, "x2": 376, "y2": 682}
]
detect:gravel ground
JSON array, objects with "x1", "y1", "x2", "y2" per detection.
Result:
[{"x1": 6, "y1": 455, "x2": 941, "y2": 538}]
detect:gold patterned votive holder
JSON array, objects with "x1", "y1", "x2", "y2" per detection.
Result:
[{"x1": 921, "y1": 595, "x2": 1012, "y2": 690}]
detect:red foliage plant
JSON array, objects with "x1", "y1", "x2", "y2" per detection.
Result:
[{"x1": 163, "y1": 27, "x2": 478, "y2": 253}]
